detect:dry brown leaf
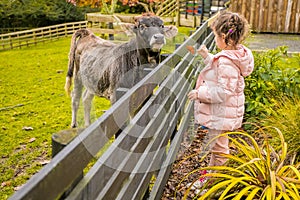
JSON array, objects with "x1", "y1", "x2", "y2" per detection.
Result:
[
  {"x1": 1, "y1": 181, "x2": 11, "y2": 187},
  {"x1": 29, "y1": 137, "x2": 36, "y2": 143},
  {"x1": 22, "y1": 126, "x2": 33, "y2": 131}
]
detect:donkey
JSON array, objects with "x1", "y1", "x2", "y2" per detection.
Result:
[{"x1": 65, "y1": 14, "x2": 178, "y2": 128}]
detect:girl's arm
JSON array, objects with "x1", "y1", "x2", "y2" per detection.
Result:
[
  {"x1": 186, "y1": 45, "x2": 213, "y2": 68},
  {"x1": 196, "y1": 59, "x2": 240, "y2": 104}
]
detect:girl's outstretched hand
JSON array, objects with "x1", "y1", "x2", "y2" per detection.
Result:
[
  {"x1": 197, "y1": 45, "x2": 208, "y2": 59},
  {"x1": 186, "y1": 45, "x2": 195, "y2": 54},
  {"x1": 186, "y1": 45, "x2": 208, "y2": 59}
]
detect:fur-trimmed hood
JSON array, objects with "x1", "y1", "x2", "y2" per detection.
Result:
[{"x1": 214, "y1": 44, "x2": 254, "y2": 77}]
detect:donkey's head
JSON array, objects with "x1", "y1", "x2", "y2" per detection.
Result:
[{"x1": 130, "y1": 13, "x2": 178, "y2": 52}]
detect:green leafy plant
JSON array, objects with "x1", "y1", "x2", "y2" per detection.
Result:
[
  {"x1": 184, "y1": 129, "x2": 300, "y2": 199},
  {"x1": 244, "y1": 46, "x2": 300, "y2": 119}
]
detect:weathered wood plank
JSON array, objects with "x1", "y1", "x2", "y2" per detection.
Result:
[
  {"x1": 249, "y1": 0, "x2": 256, "y2": 29},
  {"x1": 230, "y1": 0, "x2": 300, "y2": 33},
  {"x1": 88, "y1": 28, "x2": 125, "y2": 35},
  {"x1": 149, "y1": 101, "x2": 194, "y2": 200},
  {"x1": 285, "y1": 0, "x2": 293, "y2": 32},
  {"x1": 296, "y1": 0, "x2": 300, "y2": 32},
  {"x1": 267, "y1": 0, "x2": 274, "y2": 32},
  {"x1": 116, "y1": 61, "x2": 196, "y2": 200}
]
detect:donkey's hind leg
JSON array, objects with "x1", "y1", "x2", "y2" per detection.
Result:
[{"x1": 82, "y1": 89, "x2": 94, "y2": 127}]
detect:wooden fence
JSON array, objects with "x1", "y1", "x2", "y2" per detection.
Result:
[
  {"x1": 0, "y1": 15, "x2": 176, "y2": 51},
  {"x1": 229, "y1": 0, "x2": 300, "y2": 33},
  {"x1": 0, "y1": 21, "x2": 87, "y2": 51},
  {"x1": 85, "y1": 13, "x2": 175, "y2": 35},
  {"x1": 9, "y1": 21, "x2": 215, "y2": 200},
  {"x1": 0, "y1": 27, "x2": 29, "y2": 34},
  {"x1": 155, "y1": 0, "x2": 178, "y2": 17}
]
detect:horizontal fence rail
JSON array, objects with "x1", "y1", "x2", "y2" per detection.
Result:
[
  {"x1": 9, "y1": 20, "x2": 215, "y2": 200},
  {"x1": 156, "y1": 0, "x2": 178, "y2": 17},
  {"x1": 0, "y1": 21, "x2": 87, "y2": 51},
  {"x1": 0, "y1": 27, "x2": 29, "y2": 34}
]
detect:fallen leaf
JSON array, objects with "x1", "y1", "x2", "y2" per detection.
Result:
[
  {"x1": 29, "y1": 137, "x2": 36, "y2": 143},
  {"x1": 14, "y1": 185, "x2": 23, "y2": 191},
  {"x1": 56, "y1": 70, "x2": 64, "y2": 73},
  {"x1": 22, "y1": 126, "x2": 33, "y2": 131},
  {"x1": 1, "y1": 181, "x2": 11, "y2": 187},
  {"x1": 39, "y1": 160, "x2": 50, "y2": 166}
]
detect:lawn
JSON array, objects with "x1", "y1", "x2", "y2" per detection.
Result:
[
  {"x1": 0, "y1": 27, "x2": 191, "y2": 199},
  {"x1": 0, "y1": 37, "x2": 112, "y2": 198}
]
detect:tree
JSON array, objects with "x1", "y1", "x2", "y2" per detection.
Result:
[
  {"x1": 0, "y1": 0, "x2": 97, "y2": 29},
  {"x1": 120, "y1": 0, "x2": 173, "y2": 16}
]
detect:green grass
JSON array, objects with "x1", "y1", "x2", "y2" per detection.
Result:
[
  {"x1": 0, "y1": 27, "x2": 193, "y2": 199},
  {"x1": 0, "y1": 38, "x2": 111, "y2": 199}
]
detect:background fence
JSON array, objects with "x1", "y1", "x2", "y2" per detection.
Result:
[
  {"x1": 229, "y1": 0, "x2": 300, "y2": 33},
  {"x1": 0, "y1": 13, "x2": 198, "y2": 52},
  {"x1": 0, "y1": 21, "x2": 87, "y2": 51},
  {"x1": 0, "y1": 15, "x2": 175, "y2": 51},
  {"x1": 0, "y1": 27, "x2": 29, "y2": 34}
]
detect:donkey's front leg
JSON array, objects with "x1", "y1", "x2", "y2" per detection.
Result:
[{"x1": 71, "y1": 76, "x2": 83, "y2": 128}]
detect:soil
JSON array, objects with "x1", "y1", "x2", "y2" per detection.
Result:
[
  {"x1": 159, "y1": 126, "x2": 258, "y2": 200},
  {"x1": 160, "y1": 127, "x2": 211, "y2": 200}
]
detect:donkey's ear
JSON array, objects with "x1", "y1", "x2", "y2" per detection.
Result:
[
  {"x1": 120, "y1": 23, "x2": 136, "y2": 37},
  {"x1": 163, "y1": 25, "x2": 178, "y2": 38}
]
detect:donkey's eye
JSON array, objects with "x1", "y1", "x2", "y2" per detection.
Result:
[
  {"x1": 139, "y1": 25, "x2": 147, "y2": 30},
  {"x1": 160, "y1": 25, "x2": 164, "y2": 28}
]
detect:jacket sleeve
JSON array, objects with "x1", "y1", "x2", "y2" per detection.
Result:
[
  {"x1": 203, "y1": 53, "x2": 214, "y2": 65},
  {"x1": 196, "y1": 58, "x2": 240, "y2": 104}
]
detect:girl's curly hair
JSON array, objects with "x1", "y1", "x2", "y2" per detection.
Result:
[{"x1": 211, "y1": 11, "x2": 250, "y2": 46}]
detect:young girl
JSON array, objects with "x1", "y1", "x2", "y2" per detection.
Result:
[{"x1": 187, "y1": 11, "x2": 254, "y2": 191}]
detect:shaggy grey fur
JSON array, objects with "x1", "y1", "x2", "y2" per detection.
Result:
[{"x1": 65, "y1": 15, "x2": 178, "y2": 128}]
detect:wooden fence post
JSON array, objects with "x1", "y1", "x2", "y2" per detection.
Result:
[
  {"x1": 51, "y1": 128, "x2": 85, "y2": 199},
  {"x1": 176, "y1": 0, "x2": 180, "y2": 26},
  {"x1": 51, "y1": 128, "x2": 84, "y2": 157},
  {"x1": 9, "y1": 35, "x2": 12, "y2": 49},
  {"x1": 108, "y1": 22, "x2": 114, "y2": 40},
  {"x1": 33, "y1": 30, "x2": 36, "y2": 45}
]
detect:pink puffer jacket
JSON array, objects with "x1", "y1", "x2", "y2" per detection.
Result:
[{"x1": 194, "y1": 44, "x2": 254, "y2": 131}]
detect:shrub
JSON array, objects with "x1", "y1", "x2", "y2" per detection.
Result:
[
  {"x1": 259, "y1": 97, "x2": 300, "y2": 158},
  {"x1": 184, "y1": 129, "x2": 300, "y2": 199},
  {"x1": 244, "y1": 47, "x2": 300, "y2": 120}
]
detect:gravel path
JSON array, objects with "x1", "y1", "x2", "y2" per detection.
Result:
[{"x1": 246, "y1": 33, "x2": 300, "y2": 54}]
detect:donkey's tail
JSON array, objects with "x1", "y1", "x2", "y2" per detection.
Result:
[{"x1": 65, "y1": 29, "x2": 91, "y2": 96}]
